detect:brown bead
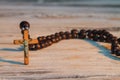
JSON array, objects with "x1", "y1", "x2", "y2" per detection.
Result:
[
  {"x1": 115, "y1": 49, "x2": 120, "y2": 56},
  {"x1": 55, "y1": 37, "x2": 60, "y2": 42},
  {"x1": 78, "y1": 29, "x2": 86, "y2": 39},
  {"x1": 51, "y1": 38, "x2": 57, "y2": 43},
  {"x1": 106, "y1": 37, "x2": 111, "y2": 43},
  {"x1": 86, "y1": 30, "x2": 93, "y2": 39},
  {"x1": 45, "y1": 42, "x2": 50, "y2": 47},
  {"x1": 61, "y1": 33, "x2": 67, "y2": 39},
  {"x1": 55, "y1": 33, "x2": 60, "y2": 37},
  {"x1": 29, "y1": 44, "x2": 38, "y2": 50},
  {"x1": 86, "y1": 29, "x2": 91, "y2": 36},
  {"x1": 20, "y1": 21, "x2": 30, "y2": 30},
  {"x1": 37, "y1": 36, "x2": 46, "y2": 41},
  {"x1": 92, "y1": 29, "x2": 97, "y2": 34},
  {"x1": 93, "y1": 34, "x2": 99, "y2": 41},
  {"x1": 67, "y1": 33, "x2": 72, "y2": 39},
  {"x1": 72, "y1": 33, "x2": 78, "y2": 39},
  {"x1": 88, "y1": 33, "x2": 94, "y2": 40},
  {"x1": 59, "y1": 31, "x2": 64, "y2": 36},
  {"x1": 64, "y1": 31, "x2": 71, "y2": 39},
  {"x1": 111, "y1": 47, "x2": 115, "y2": 54},
  {"x1": 71, "y1": 29, "x2": 78, "y2": 38},
  {"x1": 46, "y1": 35, "x2": 52, "y2": 40},
  {"x1": 29, "y1": 44, "x2": 34, "y2": 50},
  {"x1": 47, "y1": 40, "x2": 53, "y2": 45},
  {"x1": 117, "y1": 38, "x2": 120, "y2": 44},
  {"x1": 97, "y1": 30, "x2": 102, "y2": 35},
  {"x1": 71, "y1": 29, "x2": 78, "y2": 34},
  {"x1": 111, "y1": 40, "x2": 119, "y2": 54},
  {"x1": 111, "y1": 37, "x2": 117, "y2": 41},
  {"x1": 40, "y1": 43, "x2": 46, "y2": 48},
  {"x1": 50, "y1": 34, "x2": 55, "y2": 39},
  {"x1": 58, "y1": 36, "x2": 62, "y2": 40},
  {"x1": 101, "y1": 30, "x2": 107, "y2": 34},
  {"x1": 99, "y1": 35, "x2": 105, "y2": 42}
]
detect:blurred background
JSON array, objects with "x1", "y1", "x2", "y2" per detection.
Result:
[
  {"x1": 0, "y1": 0, "x2": 120, "y2": 36},
  {"x1": 0, "y1": 0, "x2": 120, "y2": 7},
  {"x1": 0, "y1": 0, "x2": 120, "y2": 14}
]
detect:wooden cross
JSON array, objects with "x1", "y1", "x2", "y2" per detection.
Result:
[{"x1": 13, "y1": 21, "x2": 39, "y2": 65}]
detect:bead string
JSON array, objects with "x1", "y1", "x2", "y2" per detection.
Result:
[{"x1": 28, "y1": 29, "x2": 120, "y2": 56}]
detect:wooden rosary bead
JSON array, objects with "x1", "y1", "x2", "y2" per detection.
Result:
[
  {"x1": 64, "y1": 31, "x2": 72, "y2": 39},
  {"x1": 40, "y1": 43, "x2": 46, "y2": 48},
  {"x1": 58, "y1": 36, "x2": 62, "y2": 40},
  {"x1": 72, "y1": 33, "x2": 78, "y2": 39},
  {"x1": 114, "y1": 46, "x2": 119, "y2": 52},
  {"x1": 78, "y1": 29, "x2": 86, "y2": 39},
  {"x1": 111, "y1": 38, "x2": 119, "y2": 54},
  {"x1": 103, "y1": 36, "x2": 108, "y2": 43},
  {"x1": 37, "y1": 36, "x2": 44, "y2": 46},
  {"x1": 86, "y1": 29, "x2": 91, "y2": 36},
  {"x1": 55, "y1": 37, "x2": 60, "y2": 42},
  {"x1": 93, "y1": 34, "x2": 99, "y2": 41},
  {"x1": 54, "y1": 35, "x2": 62, "y2": 41},
  {"x1": 71, "y1": 29, "x2": 78, "y2": 34},
  {"x1": 111, "y1": 48, "x2": 115, "y2": 54},
  {"x1": 35, "y1": 44, "x2": 41, "y2": 50},
  {"x1": 47, "y1": 40, "x2": 53, "y2": 45},
  {"x1": 117, "y1": 38, "x2": 120, "y2": 44},
  {"x1": 86, "y1": 29, "x2": 91, "y2": 33},
  {"x1": 61, "y1": 33, "x2": 67, "y2": 39},
  {"x1": 29, "y1": 44, "x2": 35, "y2": 50},
  {"x1": 99, "y1": 34, "x2": 106, "y2": 42},
  {"x1": 44, "y1": 42, "x2": 50, "y2": 47},
  {"x1": 55, "y1": 33, "x2": 60, "y2": 37},
  {"x1": 64, "y1": 31, "x2": 70, "y2": 34},
  {"x1": 108, "y1": 34, "x2": 114, "y2": 41},
  {"x1": 102, "y1": 30, "x2": 108, "y2": 35},
  {"x1": 104, "y1": 32, "x2": 110, "y2": 36},
  {"x1": 106, "y1": 37, "x2": 112, "y2": 43},
  {"x1": 20, "y1": 21, "x2": 30, "y2": 31},
  {"x1": 50, "y1": 34, "x2": 55, "y2": 39},
  {"x1": 87, "y1": 32, "x2": 94, "y2": 40},
  {"x1": 111, "y1": 44, "x2": 119, "y2": 54},
  {"x1": 37, "y1": 36, "x2": 46, "y2": 41},
  {"x1": 71, "y1": 29, "x2": 78, "y2": 38},
  {"x1": 49, "y1": 34, "x2": 59, "y2": 43},
  {"x1": 29, "y1": 44, "x2": 39, "y2": 50},
  {"x1": 46, "y1": 35, "x2": 52, "y2": 40},
  {"x1": 55, "y1": 32, "x2": 59, "y2": 35},
  {"x1": 92, "y1": 29, "x2": 97, "y2": 34},
  {"x1": 86, "y1": 30, "x2": 92, "y2": 39},
  {"x1": 97, "y1": 30, "x2": 102, "y2": 35},
  {"x1": 80, "y1": 29, "x2": 86, "y2": 33},
  {"x1": 101, "y1": 30, "x2": 107, "y2": 33},
  {"x1": 111, "y1": 37, "x2": 117, "y2": 43},
  {"x1": 49, "y1": 35, "x2": 57, "y2": 43},
  {"x1": 67, "y1": 33, "x2": 72, "y2": 39},
  {"x1": 51, "y1": 38, "x2": 57, "y2": 43},
  {"x1": 59, "y1": 31, "x2": 64, "y2": 36},
  {"x1": 115, "y1": 48, "x2": 120, "y2": 56},
  {"x1": 79, "y1": 33, "x2": 86, "y2": 39}
]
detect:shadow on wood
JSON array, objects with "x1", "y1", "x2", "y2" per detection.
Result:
[
  {"x1": 85, "y1": 39, "x2": 120, "y2": 61},
  {"x1": 0, "y1": 57, "x2": 24, "y2": 65},
  {"x1": 0, "y1": 46, "x2": 23, "y2": 52}
]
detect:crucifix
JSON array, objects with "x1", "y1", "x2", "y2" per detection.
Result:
[{"x1": 13, "y1": 21, "x2": 39, "y2": 65}]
